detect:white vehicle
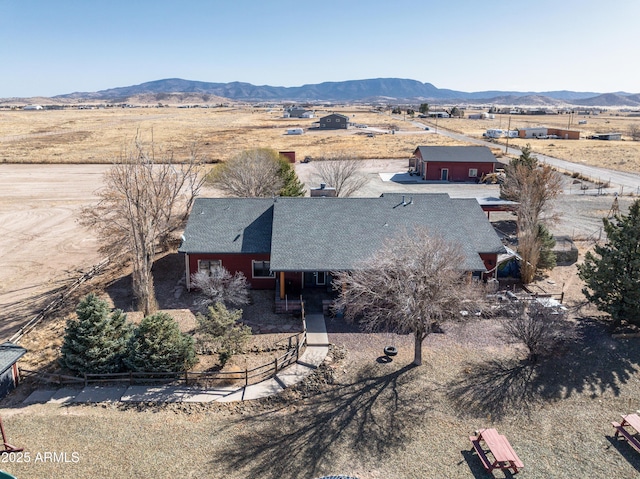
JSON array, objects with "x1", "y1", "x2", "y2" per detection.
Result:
[{"x1": 485, "y1": 129, "x2": 504, "y2": 138}]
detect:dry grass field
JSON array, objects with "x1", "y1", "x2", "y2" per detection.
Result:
[
  {"x1": 0, "y1": 106, "x2": 464, "y2": 165},
  {"x1": 433, "y1": 113, "x2": 640, "y2": 173}
]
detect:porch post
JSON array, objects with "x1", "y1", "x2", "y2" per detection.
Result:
[
  {"x1": 279, "y1": 271, "x2": 285, "y2": 300},
  {"x1": 185, "y1": 254, "x2": 191, "y2": 291}
]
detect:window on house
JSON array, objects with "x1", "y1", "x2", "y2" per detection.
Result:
[
  {"x1": 252, "y1": 260, "x2": 274, "y2": 278},
  {"x1": 469, "y1": 168, "x2": 478, "y2": 177},
  {"x1": 335, "y1": 118, "x2": 340, "y2": 122},
  {"x1": 198, "y1": 259, "x2": 221, "y2": 275},
  {"x1": 326, "y1": 118, "x2": 331, "y2": 122}
]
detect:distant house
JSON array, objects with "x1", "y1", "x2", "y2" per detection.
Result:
[
  {"x1": 285, "y1": 107, "x2": 314, "y2": 118},
  {"x1": 411, "y1": 146, "x2": 502, "y2": 182},
  {"x1": 178, "y1": 194, "x2": 506, "y2": 300},
  {"x1": 0, "y1": 342, "x2": 26, "y2": 399},
  {"x1": 518, "y1": 127, "x2": 548, "y2": 139},
  {"x1": 318, "y1": 113, "x2": 349, "y2": 130}
]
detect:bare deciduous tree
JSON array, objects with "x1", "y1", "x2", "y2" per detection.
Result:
[
  {"x1": 501, "y1": 145, "x2": 562, "y2": 283},
  {"x1": 500, "y1": 300, "x2": 575, "y2": 363},
  {"x1": 81, "y1": 140, "x2": 203, "y2": 316},
  {"x1": 629, "y1": 124, "x2": 640, "y2": 141},
  {"x1": 211, "y1": 148, "x2": 284, "y2": 197},
  {"x1": 333, "y1": 228, "x2": 482, "y2": 366},
  {"x1": 190, "y1": 267, "x2": 249, "y2": 310},
  {"x1": 313, "y1": 155, "x2": 368, "y2": 197}
]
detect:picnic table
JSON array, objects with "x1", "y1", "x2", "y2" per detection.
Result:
[
  {"x1": 469, "y1": 428, "x2": 523, "y2": 474},
  {"x1": 612, "y1": 413, "x2": 640, "y2": 453}
]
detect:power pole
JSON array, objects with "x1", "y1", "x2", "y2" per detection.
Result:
[{"x1": 504, "y1": 116, "x2": 512, "y2": 155}]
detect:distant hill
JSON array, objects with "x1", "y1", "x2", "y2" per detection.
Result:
[
  {"x1": 33, "y1": 77, "x2": 640, "y2": 107},
  {"x1": 570, "y1": 93, "x2": 640, "y2": 107}
]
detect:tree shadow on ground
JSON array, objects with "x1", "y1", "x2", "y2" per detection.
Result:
[
  {"x1": 447, "y1": 318, "x2": 640, "y2": 420},
  {"x1": 214, "y1": 363, "x2": 425, "y2": 479}
]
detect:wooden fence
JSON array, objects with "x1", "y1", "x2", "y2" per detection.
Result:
[
  {"x1": 9, "y1": 257, "x2": 111, "y2": 344},
  {"x1": 20, "y1": 329, "x2": 307, "y2": 389}
]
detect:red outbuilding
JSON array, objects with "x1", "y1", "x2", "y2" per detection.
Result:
[{"x1": 411, "y1": 146, "x2": 502, "y2": 182}]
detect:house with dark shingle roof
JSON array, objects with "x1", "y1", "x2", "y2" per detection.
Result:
[
  {"x1": 411, "y1": 146, "x2": 502, "y2": 182},
  {"x1": 179, "y1": 194, "x2": 505, "y2": 299}
]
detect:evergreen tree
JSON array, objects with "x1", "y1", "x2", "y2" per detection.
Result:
[
  {"x1": 537, "y1": 223, "x2": 557, "y2": 270},
  {"x1": 125, "y1": 312, "x2": 197, "y2": 372},
  {"x1": 60, "y1": 293, "x2": 132, "y2": 374},
  {"x1": 578, "y1": 199, "x2": 640, "y2": 329},
  {"x1": 196, "y1": 302, "x2": 252, "y2": 366},
  {"x1": 277, "y1": 157, "x2": 305, "y2": 197}
]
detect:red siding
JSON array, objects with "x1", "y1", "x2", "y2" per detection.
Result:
[
  {"x1": 479, "y1": 253, "x2": 498, "y2": 279},
  {"x1": 423, "y1": 161, "x2": 495, "y2": 182},
  {"x1": 186, "y1": 253, "x2": 275, "y2": 290}
]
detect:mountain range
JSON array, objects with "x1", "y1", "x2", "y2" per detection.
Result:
[{"x1": 48, "y1": 78, "x2": 640, "y2": 107}]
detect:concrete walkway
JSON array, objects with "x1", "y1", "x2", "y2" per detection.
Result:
[{"x1": 22, "y1": 314, "x2": 329, "y2": 405}]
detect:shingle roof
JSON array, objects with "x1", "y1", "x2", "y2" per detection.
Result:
[
  {"x1": 415, "y1": 145, "x2": 500, "y2": 164},
  {"x1": 178, "y1": 198, "x2": 274, "y2": 254},
  {"x1": 270, "y1": 193, "x2": 503, "y2": 272},
  {"x1": 179, "y1": 194, "x2": 506, "y2": 272},
  {"x1": 0, "y1": 342, "x2": 26, "y2": 375}
]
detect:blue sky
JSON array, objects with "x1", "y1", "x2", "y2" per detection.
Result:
[{"x1": 1, "y1": 0, "x2": 639, "y2": 97}]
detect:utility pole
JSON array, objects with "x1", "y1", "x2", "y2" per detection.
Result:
[{"x1": 504, "y1": 115, "x2": 512, "y2": 155}]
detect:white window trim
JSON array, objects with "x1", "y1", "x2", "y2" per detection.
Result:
[
  {"x1": 198, "y1": 259, "x2": 221, "y2": 275},
  {"x1": 469, "y1": 168, "x2": 478, "y2": 177},
  {"x1": 252, "y1": 260, "x2": 274, "y2": 278}
]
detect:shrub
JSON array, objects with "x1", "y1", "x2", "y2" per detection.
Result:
[
  {"x1": 197, "y1": 302, "x2": 252, "y2": 366},
  {"x1": 125, "y1": 312, "x2": 197, "y2": 372}
]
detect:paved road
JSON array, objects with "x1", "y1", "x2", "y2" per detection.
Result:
[{"x1": 412, "y1": 120, "x2": 640, "y2": 193}]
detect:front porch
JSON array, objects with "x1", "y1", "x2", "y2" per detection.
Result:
[{"x1": 274, "y1": 271, "x2": 337, "y2": 314}]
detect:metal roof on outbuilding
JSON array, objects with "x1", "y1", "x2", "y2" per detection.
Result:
[
  {"x1": 414, "y1": 145, "x2": 501, "y2": 164},
  {"x1": 0, "y1": 342, "x2": 26, "y2": 375}
]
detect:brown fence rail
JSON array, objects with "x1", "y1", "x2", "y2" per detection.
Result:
[
  {"x1": 20, "y1": 327, "x2": 307, "y2": 390},
  {"x1": 9, "y1": 257, "x2": 111, "y2": 344}
]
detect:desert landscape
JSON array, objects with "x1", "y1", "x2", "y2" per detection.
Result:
[{"x1": 1, "y1": 105, "x2": 640, "y2": 479}]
